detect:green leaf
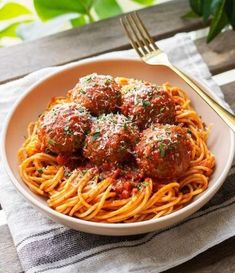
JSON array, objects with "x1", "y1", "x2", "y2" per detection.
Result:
[
  {"x1": 0, "y1": 2, "x2": 32, "y2": 20},
  {"x1": 189, "y1": 0, "x2": 203, "y2": 15},
  {"x1": 226, "y1": 0, "x2": 235, "y2": 29},
  {"x1": 0, "y1": 20, "x2": 31, "y2": 38},
  {"x1": 203, "y1": 0, "x2": 213, "y2": 23},
  {"x1": 182, "y1": 10, "x2": 200, "y2": 19},
  {"x1": 0, "y1": 22, "x2": 20, "y2": 38},
  {"x1": 94, "y1": 0, "x2": 122, "y2": 19},
  {"x1": 211, "y1": 0, "x2": 223, "y2": 14},
  {"x1": 0, "y1": 20, "x2": 32, "y2": 38},
  {"x1": 71, "y1": 15, "x2": 87, "y2": 27},
  {"x1": 131, "y1": 0, "x2": 154, "y2": 4},
  {"x1": 33, "y1": 0, "x2": 94, "y2": 20},
  {"x1": 207, "y1": 0, "x2": 228, "y2": 42}
]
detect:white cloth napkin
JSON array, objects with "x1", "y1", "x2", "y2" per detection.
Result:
[{"x1": 0, "y1": 33, "x2": 234, "y2": 273}]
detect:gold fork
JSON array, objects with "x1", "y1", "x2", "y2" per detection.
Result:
[{"x1": 120, "y1": 12, "x2": 235, "y2": 133}]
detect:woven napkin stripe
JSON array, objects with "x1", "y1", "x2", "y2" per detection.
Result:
[{"x1": 16, "y1": 166, "x2": 235, "y2": 273}]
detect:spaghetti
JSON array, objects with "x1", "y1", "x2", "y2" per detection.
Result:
[{"x1": 18, "y1": 75, "x2": 215, "y2": 223}]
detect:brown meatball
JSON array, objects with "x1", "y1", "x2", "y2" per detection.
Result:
[
  {"x1": 121, "y1": 81, "x2": 175, "y2": 129},
  {"x1": 39, "y1": 102, "x2": 91, "y2": 154},
  {"x1": 135, "y1": 124, "x2": 192, "y2": 179},
  {"x1": 69, "y1": 73, "x2": 121, "y2": 116},
  {"x1": 83, "y1": 113, "x2": 139, "y2": 166}
]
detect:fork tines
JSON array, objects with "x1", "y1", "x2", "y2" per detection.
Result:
[{"x1": 120, "y1": 12, "x2": 158, "y2": 57}]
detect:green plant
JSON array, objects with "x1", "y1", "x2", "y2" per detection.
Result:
[
  {"x1": 186, "y1": 0, "x2": 235, "y2": 42},
  {"x1": 0, "y1": 2, "x2": 33, "y2": 39},
  {"x1": 0, "y1": 0, "x2": 155, "y2": 46}
]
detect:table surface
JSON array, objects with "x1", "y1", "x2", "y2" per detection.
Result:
[{"x1": 0, "y1": 0, "x2": 235, "y2": 272}]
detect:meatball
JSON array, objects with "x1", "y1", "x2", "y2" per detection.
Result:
[
  {"x1": 39, "y1": 102, "x2": 91, "y2": 154},
  {"x1": 135, "y1": 124, "x2": 192, "y2": 179},
  {"x1": 69, "y1": 73, "x2": 121, "y2": 116},
  {"x1": 83, "y1": 113, "x2": 139, "y2": 166},
  {"x1": 121, "y1": 81, "x2": 175, "y2": 129}
]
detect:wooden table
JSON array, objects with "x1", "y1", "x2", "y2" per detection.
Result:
[{"x1": 0, "y1": 0, "x2": 235, "y2": 272}]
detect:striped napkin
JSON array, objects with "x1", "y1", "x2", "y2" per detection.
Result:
[{"x1": 0, "y1": 33, "x2": 234, "y2": 273}]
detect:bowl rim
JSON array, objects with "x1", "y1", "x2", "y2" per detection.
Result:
[{"x1": 1, "y1": 56, "x2": 234, "y2": 229}]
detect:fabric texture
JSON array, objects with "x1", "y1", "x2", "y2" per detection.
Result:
[{"x1": 0, "y1": 33, "x2": 234, "y2": 273}]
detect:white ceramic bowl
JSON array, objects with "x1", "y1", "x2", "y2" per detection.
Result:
[{"x1": 2, "y1": 58, "x2": 234, "y2": 236}]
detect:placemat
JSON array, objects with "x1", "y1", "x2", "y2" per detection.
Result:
[{"x1": 0, "y1": 33, "x2": 234, "y2": 273}]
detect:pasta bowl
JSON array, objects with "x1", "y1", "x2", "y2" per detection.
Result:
[{"x1": 1, "y1": 57, "x2": 234, "y2": 235}]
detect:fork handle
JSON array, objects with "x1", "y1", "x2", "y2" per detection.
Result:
[{"x1": 169, "y1": 65, "x2": 235, "y2": 133}]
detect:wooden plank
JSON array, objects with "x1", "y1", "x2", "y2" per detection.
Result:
[
  {"x1": 163, "y1": 237, "x2": 235, "y2": 273},
  {"x1": 221, "y1": 81, "x2": 235, "y2": 112},
  {"x1": 0, "y1": 225, "x2": 23, "y2": 273},
  {"x1": 213, "y1": 69, "x2": 235, "y2": 86},
  {"x1": 196, "y1": 30, "x2": 235, "y2": 75},
  {"x1": 1, "y1": 1, "x2": 233, "y2": 84},
  {"x1": 0, "y1": 0, "x2": 207, "y2": 84}
]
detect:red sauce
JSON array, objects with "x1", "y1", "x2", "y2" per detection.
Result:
[{"x1": 40, "y1": 75, "x2": 193, "y2": 196}]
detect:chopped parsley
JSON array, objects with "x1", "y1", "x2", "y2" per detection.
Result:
[
  {"x1": 92, "y1": 131, "x2": 101, "y2": 141},
  {"x1": 81, "y1": 169, "x2": 88, "y2": 175},
  {"x1": 160, "y1": 107, "x2": 165, "y2": 113},
  {"x1": 142, "y1": 100, "x2": 151, "y2": 108},
  {"x1": 123, "y1": 123, "x2": 128, "y2": 130},
  {"x1": 119, "y1": 144, "x2": 127, "y2": 152},
  {"x1": 187, "y1": 129, "x2": 192, "y2": 135},
  {"x1": 169, "y1": 142, "x2": 178, "y2": 151},
  {"x1": 105, "y1": 79, "x2": 111, "y2": 86},
  {"x1": 37, "y1": 167, "x2": 45, "y2": 174},
  {"x1": 65, "y1": 171, "x2": 72, "y2": 178},
  {"x1": 64, "y1": 126, "x2": 73, "y2": 136},
  {"x1": 137, "y1": 181, "x2": 149, "y2": 190},
  {"x1": 48, "y1": 138, "x2": 56, "y2": 145},
  {"x1": 45, "y1": 147, "x2": 52, "y2": 154},
  {"x1": 159, "y1": 142, "x2": 166, "y2": 157},
  {"x1": 85, "y1": 75, "x2": 93, "y2": 82}
]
